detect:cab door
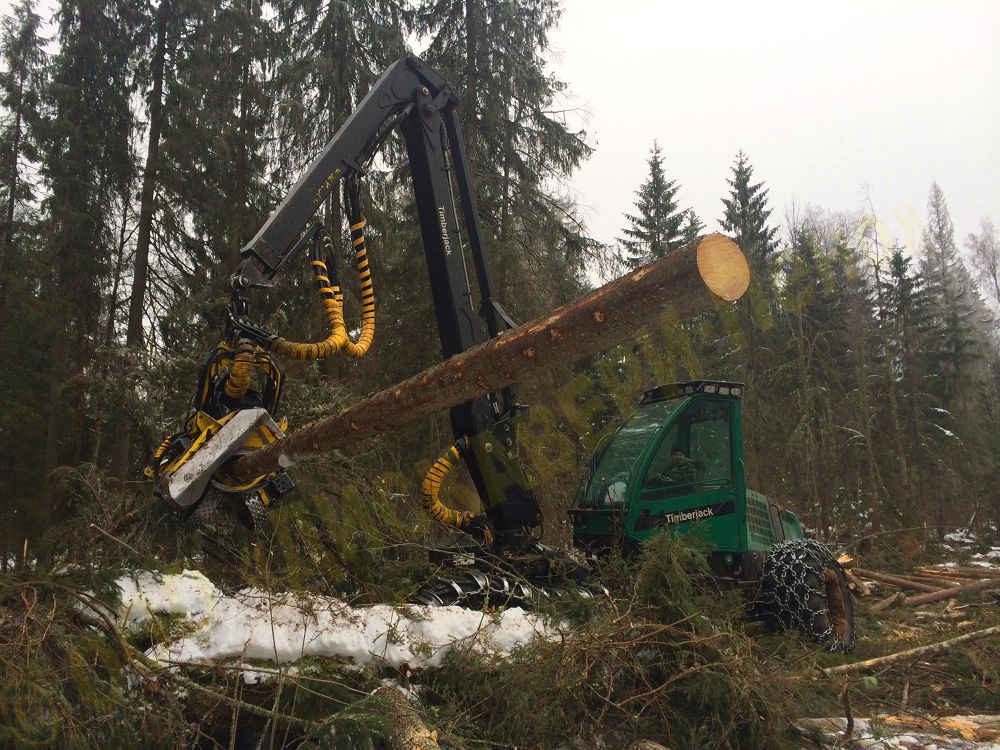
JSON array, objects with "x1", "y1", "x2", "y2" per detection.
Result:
[{"x1": 626, "y1": 397, "x2": 742, "y2": 550}]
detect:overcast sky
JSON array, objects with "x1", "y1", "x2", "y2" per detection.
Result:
[
  {"x1": 548, "y1": 0, "x2": 1000, "y2": 258},
  {"x1": 4, "y1": 0, "x2": 996, "y2": 261}
]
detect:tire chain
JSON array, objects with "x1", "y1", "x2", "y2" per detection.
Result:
[{"x1": 756, "y1": 538, "x2": 854, "y2": 651}]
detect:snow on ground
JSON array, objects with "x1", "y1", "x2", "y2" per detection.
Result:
[
  {"x1": 800, "y1": 715, "x2": 1000, "y2": 749},
  {"x1": 113, "y1": 570, "x2": 557, "y2": 671}
]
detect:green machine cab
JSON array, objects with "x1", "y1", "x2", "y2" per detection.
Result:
[{"x1": 572, "y1": 381, "x2": 805, "y2": 584}]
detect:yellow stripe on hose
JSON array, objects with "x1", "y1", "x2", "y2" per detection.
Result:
[
  {"x1": 223, "y1": 342, "x2": 256, "y2": 400},
  {"x1": 420, "y1": 442, "x2": 475, "y2": 531},
  {"x1": 340, "y1": 215, "x2": 376, "y2": 359}
]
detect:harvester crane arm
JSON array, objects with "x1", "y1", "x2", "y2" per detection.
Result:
[{"x1": 156, "y1": 56, "x2": 540, "y2": 547}]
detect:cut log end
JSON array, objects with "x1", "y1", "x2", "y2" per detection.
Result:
[{"x1": 696, "y1": 234, "x2": 750, "y2": 302}]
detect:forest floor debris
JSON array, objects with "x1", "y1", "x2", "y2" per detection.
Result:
[{"x1": 799, "y1": 713, "x2": 1000, "y2": 749}]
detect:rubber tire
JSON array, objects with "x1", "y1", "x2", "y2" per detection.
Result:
[{"x1": 756, "y1": 539, "x2": 856, "y2": 653}]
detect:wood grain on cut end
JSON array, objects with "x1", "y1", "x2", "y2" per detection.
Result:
[{"x1": 695, "y1": 234, "x2": 750, "y2": 302}]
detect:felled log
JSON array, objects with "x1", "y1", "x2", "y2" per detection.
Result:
[
  {"x1": 822, "y1": 625, "x2": 1000, "y2": 676},
  {"x1": 902, "y1": 578, "x2": 1000, "y2": 607},
  {"x1": 371, "y1": 686, "x2": 440, "y2": 750},
  {"x1": 870, "y1": 591, "x2": 906, "y2": 612},
  {"x1": 912, "y1": 572, "x2": 968, "y2": 585},
  {"x1": 853, "y1": 568, "x2": 941, "y2": 593},
  {"x1": 842, "y1": 567, "x2": 871, "y2": 597},
  {"x1": 232, "y1": 234, "x2": 749, "y2": 482},
  {"x1": 919, "y1": 566, "x2": 992, "y2": 580},
  {"x1": 906, "y1": 573, "x2": 963, "y2": 587}
]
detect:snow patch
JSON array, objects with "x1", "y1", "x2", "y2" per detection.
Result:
[
  {"x1": 113, "y1": 570, "x2": 556, "y2": 671},
  {"x1": 943, "y1": 529, "x2": 976, "y2": 544}
]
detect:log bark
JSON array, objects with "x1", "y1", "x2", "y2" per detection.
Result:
[
  {"x1": 231, "y1": 234, "x2": 749, "y2": 482},
  {"x1": 870, "y1": 591, "x2": 906, "y2": 612},
  {"x1": 902, "y1": 578, "x2": 1000, "y2": 606},
  {"x1": 907, "y1": 573, "x2": 964, "y2": 587},
  {"x1": 853, "y1": 568, "x2": 942, "y2": 593},
  {"x1": 371, "y1": 686, "x2": 440, "y2": 750},
  {"x1": 822, "y1": 625, "x2": 1000, "y2": 676},
  {"x1": 919, "y1": 566, "x2": 996, "y2": 578},
  {"x1": 913, "y1": 569, "x2": 968, "y2": 586}
]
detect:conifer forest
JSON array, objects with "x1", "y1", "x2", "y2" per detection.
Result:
[{"x1": 0, "y1": 1, "x2": 998, "y2": 748}]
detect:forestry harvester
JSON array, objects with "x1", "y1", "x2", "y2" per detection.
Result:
[{"x1": 146, "y1": 56, "x2": 855, "y2": 652}]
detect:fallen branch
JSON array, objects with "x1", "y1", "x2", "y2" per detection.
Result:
[
  {"x1": 822, "y1": 625, "x2": 1000, "y2": 676},
  {"x1": 902, "y1": 578, "x2": 1000, "y2": 606},
  {"x1": 853, "y1": 568, "x2": 941, "y2": 593}
]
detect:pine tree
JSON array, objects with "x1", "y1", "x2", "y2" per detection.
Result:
[{"x1": 618, "y1": 142, "x2": 685, "y2": 268}]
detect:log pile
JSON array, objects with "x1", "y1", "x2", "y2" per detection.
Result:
[{"x1": 844, "y1": 561, "x2": 1000, "y2": 610}]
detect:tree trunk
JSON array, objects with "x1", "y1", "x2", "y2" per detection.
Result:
[
  {"x1": 462, "y1": 0, "x2": 479, "y2": 169},
  {"x1": 92, "y1": 195, "x2": 133, "y2": 465},
  {"x1": 0, "y1": 76, "x2": 25, "y2": 331},
  {"x1": 110, "y1": 0, "x2": 170, "y2": 480},
  {"x1": 232, "y1": 234, "x2": 749, "y2": 481}
]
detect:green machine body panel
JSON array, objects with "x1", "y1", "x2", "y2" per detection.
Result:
[{"x1": 571, "y1": 381, "x2": 801, "y2": 560}]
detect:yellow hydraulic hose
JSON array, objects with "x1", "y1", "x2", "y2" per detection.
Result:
[
  {"x1": 340, "y1": 217, "x2": 375, "y2": 358},
  {"x1": 266, "y1": 245, "x2": 348, "y2": 360},
  {"x1": 264, "y1": 219, "x2": 375, "y2": 361},
  {"x1": 223, "y1": 339, "x2": 256, "y2": 400},
  {"x1": 421, "y1": 441, "x2": 477, "y2": 531}
]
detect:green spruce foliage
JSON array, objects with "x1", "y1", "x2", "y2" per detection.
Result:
[
  {"x1": 720, "y1": 149, "x2": 779, "y2": 280},
  {"x1": 619, "y1": 141, "x2": 687, "y2": 268}
]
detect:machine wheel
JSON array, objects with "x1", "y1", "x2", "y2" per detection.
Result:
[{"x1": 756, "y1": 539, "x2": 856, "y2": 653}]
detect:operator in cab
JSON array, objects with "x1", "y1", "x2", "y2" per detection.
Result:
[{"x1": 660, "y1": 446, "x2": 697, "y2": 485}]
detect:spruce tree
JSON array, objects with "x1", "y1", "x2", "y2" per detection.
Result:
[
  {"x1": 618, "y1": 142, "x2": 685, "y2": 268},
  {"x1": 718, "y1": 150, "x2": 778, "y2": 381},
  {"x1": 0, "y1": 1, "x2": 49, "y2": 542},
  {"x1": 881, "y1": 247, "x2": 941, "y2": 524},
  {"x1": 412, "y1": 0, "x2": 593, "y2": 317},
  {"x1": 0, "y1": 0, "x2": 46, "y2": 329},
  {"x1": 109, "y1": 0, "x2": 174, "y2": 479},
  {"x1": 720, "y1": 149, "x2": 778, "y2": 280},
  {"x1": 918, "y1": 183, "x2": 989, "y2": 417},
  {"x1": 41, "y1": 0, "x2": 137, "y2": 472},
  {"x1": 681, "y1": 210, "x2": 705, "y2": 247}
]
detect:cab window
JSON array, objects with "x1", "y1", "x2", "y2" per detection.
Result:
[{"x1": 641, "y1": 400, "x2": 733, "y2": 496}]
